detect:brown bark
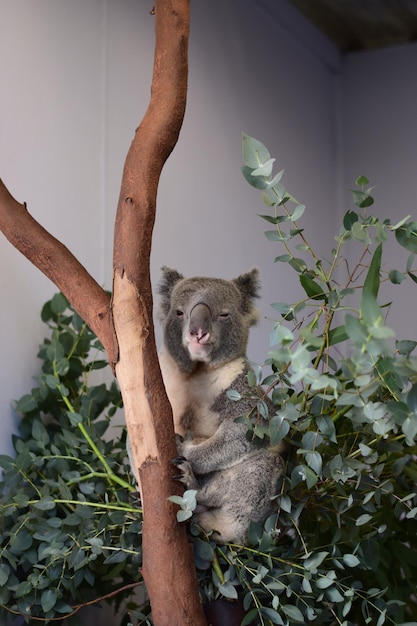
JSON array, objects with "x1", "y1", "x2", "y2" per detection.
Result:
[
  {"x1": 0, "y1": 0, "x2": 207, "y2": 624},
  {"x1": 112, "y1": 2, "x2": 206, "y2": 623},
  {"x1": 0, "y1": 179, "x2": 117, "y2": 367}
]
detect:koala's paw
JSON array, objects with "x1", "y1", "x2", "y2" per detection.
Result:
[{"x1": 171, "y1": 457, "x2": 197, "y2": 490}]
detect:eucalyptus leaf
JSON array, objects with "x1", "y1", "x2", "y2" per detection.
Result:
[
  {"x1": 344, "y1": 314, "x2": 368, "y2": 345},
  {"x1": 67, "y1": 411, "x2": 83, "y2": 426},
  {"x1": 291, "y1": 204, "x2": 306, "y2": 221},
  {"x1": 408, "y1": 271, "x2": 417, "y2": 284},
  {"x1": 343, "y1": 210, "x2": 359, "y2": 231},
  {"x1": 177, "y1": 509, "x2": 193, "y2": 522},
  {"x1": 395, "y1": 222, "x2": 417, "y2": 254},
  {"x1": 389, "y1": 269, "x2": 407, "y2": 284},
  {"x1": 274, "y1": 253, "x2": 292, "y2": 262},
  {"x1": 183, "y1": 489, "x2": 197, "y2": 509},
  {"x1": 289, "y1": 257, "x2": 307, "y2": 272},
  {"x1": 352, "y1": 221, "x2": 371, "y2": 243},
  {"x1": 407, "y1": 383, "x2": 417, "y2": 413},
  {"x1": 260, "y1": 214, "x2": 280, "y2": 224},
  {"x1": 316, "y1": 575, "x2": 336, "y2": 589},
  {"x1": 241, "y1": 165, "x2": 269, "y2": 189},
  {"x1": 218, "y1": 581, "x2": 238, "y2": 599},
  {"x1": 242, "y1": 133, "x2": 271, "y2": 168},
  {"x1": 269, "y1": 414, "x2": 290, "y2": 444},
  {"x1": 271, "y1": 301, "x2": 294, "y2": 317},
  {"x1": 303, "y1": 551, "x2": 328, "y2": 573},
  {"x1": 325, "y1": 586, "x2": 344, "y2": 603},
  {"x1": 0, "y1": 564, "x2": 10, "y2": 587},
  {"x1": 343, "y1": 554, "x2": 360, "y2": 567},
  {"x1": 300, "y1": 273, "x2": 327, "y2": 300},
  {"x1": 0, "y1": 454, "x2": 15, "y2": 470},
  {"x1": 265, "y1": 229, "x2": 288, "y2": 242},
  {"x1": 397, "y1": 340, "x2": 417, "y2": 356},
  {"x1": 360, "y1": 290, "x2": 383, "y2": 327},
  {"x1": 41, "y1": 588, "x2": 57, "y2": 613},
  {"x1": 33, "y1": 496, "x2": 56, "y2": 511},
  {"x1": 32, "y1": 419, "x2": 49, "y2": 446},
  {"x1": 267, "y1": 169, "x2": 285, "y2": 188},
  {"x1": 279, "y1": 494, "x2": 292, "y2": 513},
  {"x1": 241, "y1": 609, "x2": 263, "y2": 626},
  {"x1": 15, "y1": 393, "x2": 38, "y2": 413},
  {"x1": 363, "y1": 243, "x2": 382, "y2": 298},
  {"x1": 226, "y1": 389, "x2": 241, "y2": 401},
  {"x1": 355, "y1": 514, "x2": 373, "y2": 526},
  {"x1": 326, "y1": 325, "x2": 349, "y2": 348},
  {"x1": 406, "y1": 253, "x2": 415, "y2": 272},
  {"x1": 50, "y1": 292, "x2": 68, "y2": 314},
  {"x1": 282, "y1": 604, "x2": 305, "y2": 622},
  {"x1": 356, "y1": 175, "x2": 369, "y2": 186},
  {"x1": 260, "y1": 606, "x2": 285, "y2": 624},
  {"x1": 252, "y1": 158, "x2": 275, "y2": 177}
]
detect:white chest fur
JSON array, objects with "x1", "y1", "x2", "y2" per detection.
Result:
[{"x1": 159, "y1": 348, "x2": 245, "y2": 438}]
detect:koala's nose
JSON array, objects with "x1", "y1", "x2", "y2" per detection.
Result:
[{"x1": 189, "y1": 303, "x2": 211, "y2": 344}]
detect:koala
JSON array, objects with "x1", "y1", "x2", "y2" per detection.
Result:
[{"x1": 158, "y1": 266, "x2": 285, "y2": 545}]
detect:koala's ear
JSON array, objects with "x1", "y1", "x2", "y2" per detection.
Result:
[
  {"x1": 233, "y1": 268, "x2": 260, "y2": 300},
  {"x1": 233, "y1": 268, "x2": 261, "y2": 318},
  {"x1": 157, "y1": 266, "x2": 184, "y2": 316}
]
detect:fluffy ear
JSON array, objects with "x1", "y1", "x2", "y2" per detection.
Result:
[
  {"x1": 232, "y1": 268, "x2": 260, "y2": 322},
  {"x1": 157, "y1": 266, "x2": 184, "y2": 316},
  {"x1": 233, "y1": 268, "x2": 260, "y2": 302}
]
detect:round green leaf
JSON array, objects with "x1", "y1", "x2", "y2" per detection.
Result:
[
  {"x1": 282, "y1": 604, "x2": 305, "y2": 622},
  {"x1": 41, "y1": 588, "x2": 57, "y2": 613},
  {"x1": 33, "y1": 496, "x2": 56, "y2": 511},
  {"x1": 0, "y1": 564, "x2": 10, "y2": 587},
  {"x1": 343, "y1": 554, "x2": 360, "y2": 567},
  {"x1": 50, "y1": 293, "x2": 68, "y2": 314}
]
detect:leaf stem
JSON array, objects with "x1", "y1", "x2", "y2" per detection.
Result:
[{"x1": 53, "y1": 362, "x2": 134, "y2": 493}]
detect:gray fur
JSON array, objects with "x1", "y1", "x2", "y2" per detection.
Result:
[{"x1": 158, "y1": 267, "x2": 285, "y2": 544}]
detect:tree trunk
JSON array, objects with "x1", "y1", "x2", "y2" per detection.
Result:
[{"x1": 0, "y1": 1, "x2": 207, "y2": 624}]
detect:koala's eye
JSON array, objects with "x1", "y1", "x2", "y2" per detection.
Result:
[
  {"x1": 219, "y1": 312, "x2": 230, "y2": 320},
  {"x1": 175, "y1": 309, "x2": 184, "y2": 317}
]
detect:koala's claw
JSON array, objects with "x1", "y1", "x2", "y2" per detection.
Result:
[
  {"x1": 171, "y1": 456, "x2": 193, "y2": 484},
  {"x1": 171, "y1": 457, "x2": 198, "y2": 490},
  {"x1": 172, "y1": 473, "x2": 186, "y2": 481},
  {"x1": 171, "y1": 456, "x2": 187, "y2": 465}
]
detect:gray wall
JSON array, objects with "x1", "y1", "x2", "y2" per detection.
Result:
[{"x1": 0, "y1": 0, "x2": 342, "y2": 458}]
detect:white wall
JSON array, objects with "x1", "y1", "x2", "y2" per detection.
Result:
[
  {"x1": 0, "y1": 0, "x2": 106, "y2": 457},
  {"x1": 0, "y1": 0, "x2": 341, "y2": 464}
]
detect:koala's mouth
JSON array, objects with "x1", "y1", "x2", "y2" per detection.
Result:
[{"x1": 186, "y1": 340, "x2": 212, "y2": 361}]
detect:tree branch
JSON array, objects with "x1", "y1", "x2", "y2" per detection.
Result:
[
  {"x1": 112, "y1": 1, "x2": 207, "y2": 624},
  {"x1": 0, "y1": 179, "x2": 117, "y2": 366}
]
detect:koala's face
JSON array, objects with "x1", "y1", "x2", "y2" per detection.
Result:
[{"x1": 158, "y1": 268, "x2": 260, "y2": 373}]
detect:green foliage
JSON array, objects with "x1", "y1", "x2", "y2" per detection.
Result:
[
  {"x1": 3, "y1": 135, "x2": 417, "y2": 626},
  {"x1": 168, "y1": 489, "x2": 198, "y2": 523},
  {"x1": 0, "y1": 297, "x2": 145, "y2": 625},
  {"x1": 196, "y1": 133, "x2": 417, "y2": 625}
]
